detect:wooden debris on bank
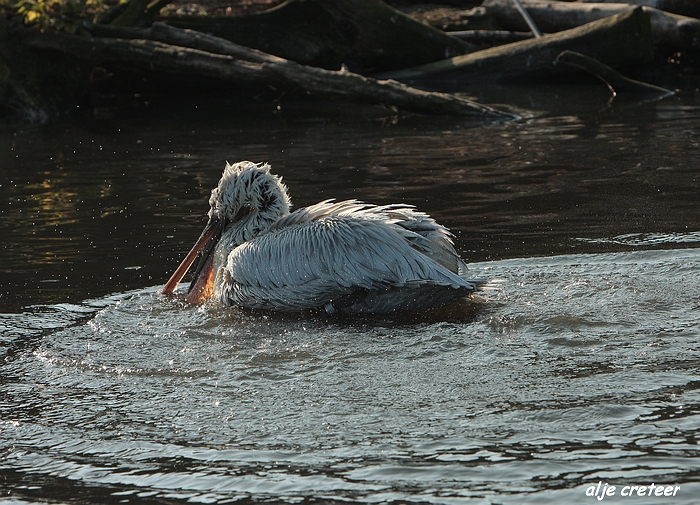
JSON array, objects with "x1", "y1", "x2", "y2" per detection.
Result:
[
  {"x1": 482, "y1": 0, "x2": 700, "y2": 49},
  {"x1": 161, "y1": 0, "x2": 474, "y2": 73},
  {"x1": 4, "y1": 0, "x2": 688, "y2": 123},
  {"x1": 376, "y1": 7, "x2": 654, "y2": 82},
  {"x1": 19, "y1": 23, "x2": 518, "y2": 121}
]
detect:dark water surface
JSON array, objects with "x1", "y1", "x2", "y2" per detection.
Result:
[{"x1": 2, "y1": 86, "x2": 700, "y2": 504}]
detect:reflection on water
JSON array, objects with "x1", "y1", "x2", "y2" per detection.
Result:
[
  {"x1": 2, "y1": 90, "x2": 700, "y2": 311},
  {"x1": 1, "y1": 87, "x2": 700, "y2": 504}
]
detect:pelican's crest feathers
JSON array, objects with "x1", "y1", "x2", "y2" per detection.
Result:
[{"x1": 209, "y1": 161, "x2": 291, "y2": 224}]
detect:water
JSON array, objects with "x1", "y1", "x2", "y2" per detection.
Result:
[{"x1": 2, "y1": 86, "x2": 700, "y2": 504}]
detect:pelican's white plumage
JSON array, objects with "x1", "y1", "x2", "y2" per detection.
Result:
[{"x1": 163, "y1": 161, "x2": 481, "y2": 314}]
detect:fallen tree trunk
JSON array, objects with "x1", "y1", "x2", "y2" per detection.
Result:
[
  {"x1": 483, "y1": 0, "x2": 626, "y2": 32},
  {"x1": 376, "y1": 7, "x2": 653, "y2": 82},
  {"x1": 18, "y1": 26, "x2": 517, "y2": 121},
  {"x1": 482, "y1": 0, "x2": 700, "y2": 49},
  {"x1": 87, "y1": 22, "x2": 283, "y2": 64}
]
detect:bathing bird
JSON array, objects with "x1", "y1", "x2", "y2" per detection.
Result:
[{"x1": 162, "y1": 161, "x2": 481, "y2": 314}]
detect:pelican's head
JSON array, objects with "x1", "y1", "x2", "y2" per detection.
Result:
[
  {"x1": 209, "y1": 161, "x2": 291, "y2": 241},
  {"x1": 162, "y1": 161, "x2": 291, "y2": 303}
]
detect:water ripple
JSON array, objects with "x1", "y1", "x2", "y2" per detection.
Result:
[{"x1": 2, "y1": 248, "x2": 700, "y2": 504}]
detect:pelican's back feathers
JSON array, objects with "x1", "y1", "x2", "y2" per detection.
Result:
[
  {"x1": 270, "y1": 200, "x2": 467, "y2": 274},
  {"x1": 217, "y1": 200, "x2": 477, "y2": 313}
]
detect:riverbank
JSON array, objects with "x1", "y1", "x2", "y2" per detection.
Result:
[{"x1": 1, "y1": 0, "x2": 698, "y2": 125}]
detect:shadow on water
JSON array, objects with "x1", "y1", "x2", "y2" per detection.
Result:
[{"x1": 2, "y1": 83, "x2": 700, "y2": 504}]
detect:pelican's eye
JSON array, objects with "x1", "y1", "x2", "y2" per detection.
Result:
[{"x1": 232, "y1": 205, "x2": 255, "y2": 222}]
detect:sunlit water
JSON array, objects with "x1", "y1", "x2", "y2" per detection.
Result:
[{"x1": 2, "y1": 86, "x2": 700, "y2": 504}]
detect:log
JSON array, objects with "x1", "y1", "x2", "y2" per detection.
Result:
[
  {"x1": 376, "y1": 7, "x2": 654, "y2": 81},
  {"x1": 482, "y1": 0, "x2": 700, "y2": 49},
  {"x1": 575, "y1": 0, "x2": 700, "y2": 19},
  {"x1": 483, "y1": 0, "x2": 625, "y2": 32},
  {"x1": 19, "y1": 27, "x2": 518, "y2": 121},
  {"x1": 643, "y1": 6, "x2": 700, "y2": 47},
  {"x1": 162, "y1": 0, "x2": 474, "y2": 73},
  {"x1": 556, "y1": 50, "x2": 674, "y2": 97},
  {"x1": 86, "y1": 22, "x2": 279, "y2": 64}
]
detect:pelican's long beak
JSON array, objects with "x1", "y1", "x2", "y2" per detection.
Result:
[{"x1": 162, "y1": 216, "x2": 225, "y2": 304}]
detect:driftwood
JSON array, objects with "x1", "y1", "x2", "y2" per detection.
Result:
[
  {"x1": 556, "y1": 50, "x2": 674, "y2": 97},
  {"x1": 482, "y1": 0, "x2": 700, "y2": 49},
  {"x1": 483, "y1": 0, "x2": 627, "y2": 32},
  {"x1": 19, "y1": 24, "x2": 518, "y2": 121},
  {"x1": 161, "y1": 0, "x2": 474, "y2": 73},
  {"x1": 377, "y1": 7, "x2": 653, "y2": 81},
  {"x1": 575, "y1": 0, "x2": 700, "y2": 19}
]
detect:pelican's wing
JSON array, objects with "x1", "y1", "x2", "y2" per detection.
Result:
[
  {"x1": 370, "y1": 203, "x2": 470, "y2": 276},
  {"x1": 273, "y1": 200, "x2": 469, "y2": 275},
  {"x1": 218, "y1": 202, "x2": 476, "y2": 312}
]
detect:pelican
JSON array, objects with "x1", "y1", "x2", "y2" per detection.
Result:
[{"x1": 162, "y1": 161, "x2": 482, "y2": 314}]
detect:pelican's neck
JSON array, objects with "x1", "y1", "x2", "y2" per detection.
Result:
[{"x1": 212, "y1": 208, "x2": 289, "y2": 301}]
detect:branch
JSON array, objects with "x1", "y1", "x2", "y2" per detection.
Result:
[
  {"x1": 556, "y1": 50, "x2": 674, "y2": 97},
  {"x1": 375, "y1": 7, "x2": 653, "y2": 82}
]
